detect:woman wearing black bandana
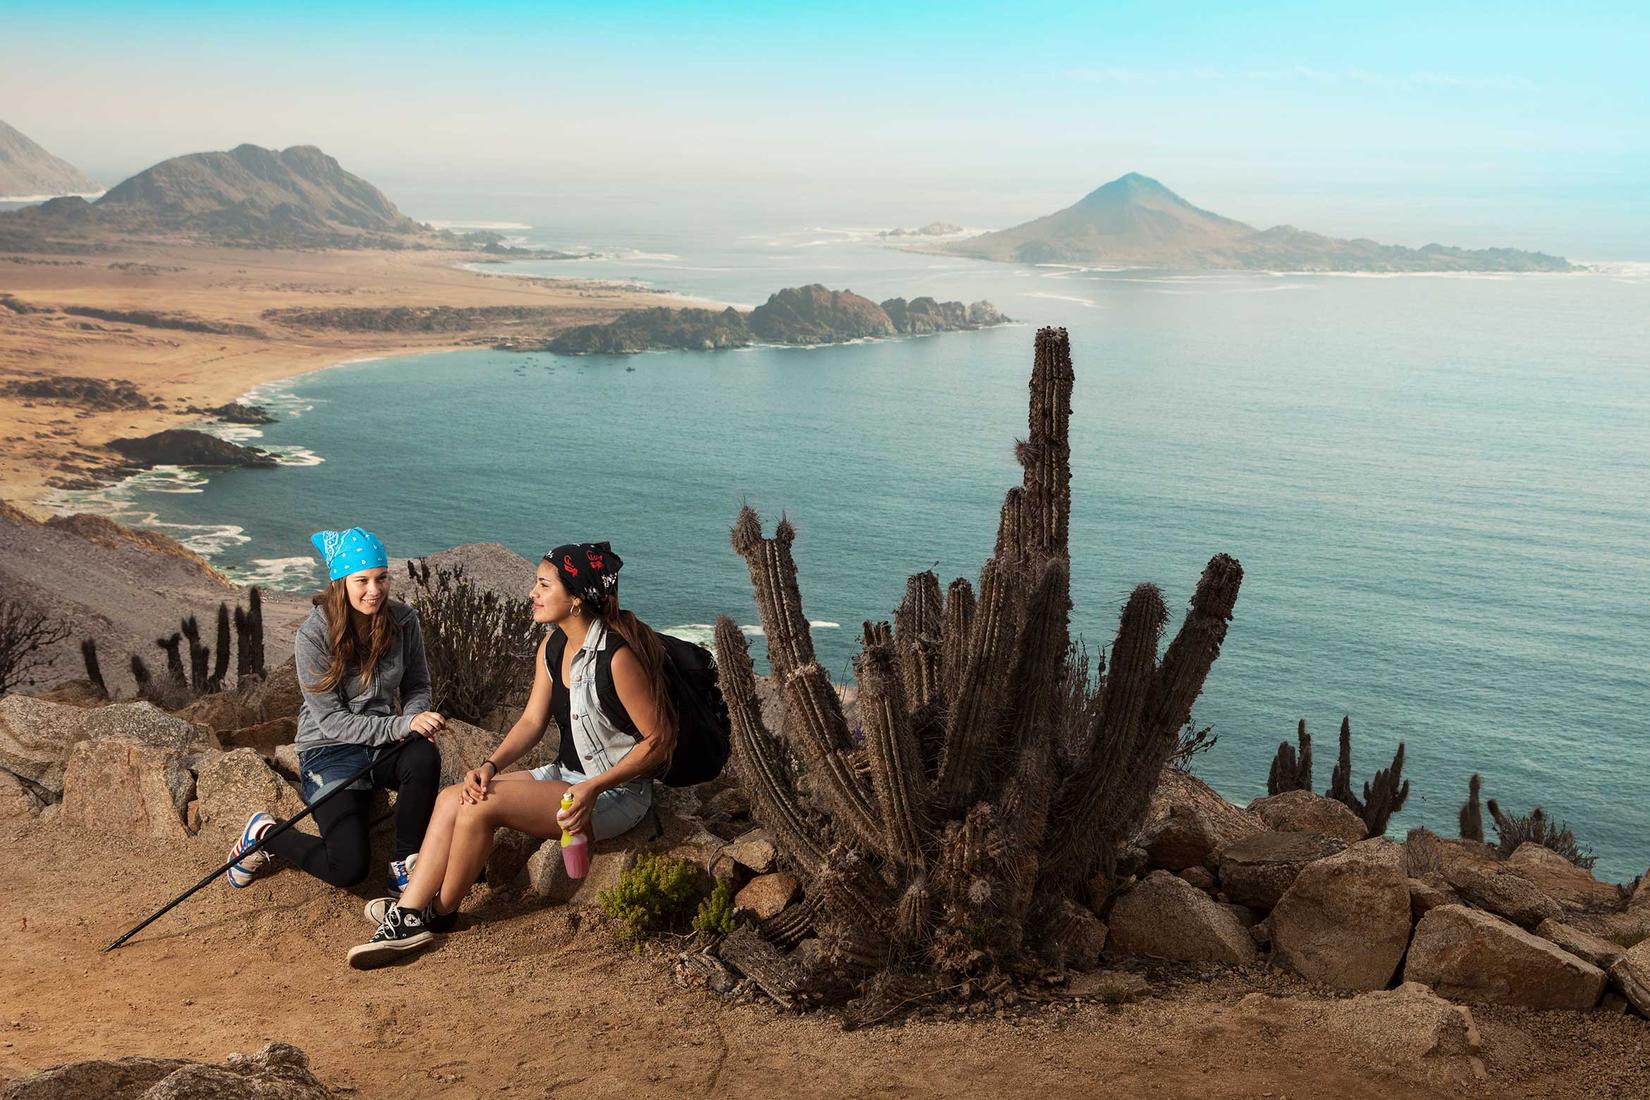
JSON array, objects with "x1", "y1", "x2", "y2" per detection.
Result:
[{"x1": 346, "y1": 541, "x2": 679, "y2": 968}]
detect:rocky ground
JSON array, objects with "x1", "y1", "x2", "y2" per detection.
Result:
[{"x1": 2, "y1": 530, "x2": 1647, "y2": 1098}]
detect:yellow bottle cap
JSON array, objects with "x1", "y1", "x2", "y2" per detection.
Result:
[{"x1": 560, "y1": 791, "x2": 575, "y2": 810}]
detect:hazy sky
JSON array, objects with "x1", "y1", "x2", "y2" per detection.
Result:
[{"x1": 4, "y1": 1, "x2": 1647, "y2": 256}]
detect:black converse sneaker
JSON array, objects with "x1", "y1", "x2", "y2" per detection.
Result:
[
  {"x1": 346, "y1": 905, "x2": 435, "y2": 969},
  {"x1": 364, "y1": 897, "x2": 458, "y2": 933}
]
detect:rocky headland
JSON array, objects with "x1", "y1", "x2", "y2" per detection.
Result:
[
  {"x1": 107, "y1": 428, "x2": 278, "y2": 470},
  {"x1": 543, "y1": 284, "x2": 1010, "y2": 354}
]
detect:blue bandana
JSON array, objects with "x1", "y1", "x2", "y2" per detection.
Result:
[{"x1": 310, "y1": 528, "x2": 389, "y2": 582}]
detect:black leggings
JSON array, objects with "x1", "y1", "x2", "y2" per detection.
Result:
[{"x1": 264, "y1": 738, "x2": 441, "y2": 888}]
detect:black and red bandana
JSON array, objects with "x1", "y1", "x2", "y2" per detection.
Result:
[{"x1": 545, "y1": 541, "x2": 623, "y2": 607}]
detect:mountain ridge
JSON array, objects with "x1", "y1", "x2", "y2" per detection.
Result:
[
  {"x1": 0, "y1": 142, "x2": 440, "y2": 251},
  {"x1": 0, "y1": 120, "x2": 99, "y2": 198},
  {"x1": 940, "y1": 173, "x2": 1572, "y2": 272}
]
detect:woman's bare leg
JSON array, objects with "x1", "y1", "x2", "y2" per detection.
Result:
[
  {"x1": 437, "y1": 775, "x2": 569, "y2": 914},
  {"x1": 397, "y1": 783, "x2": 464, "y2": 910}
]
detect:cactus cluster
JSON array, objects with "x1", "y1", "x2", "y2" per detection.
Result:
[
  {"x1": 713, "y1": 328, "x2": 1243, "y2": 1001},
  {"x1": 1265, "y1": 714, "x2": 1409, "y2": 835},
  {"x1": 1460, "y1": 772, "x2": 1596, "y2": 870},
  {"x1": 89, "y1": 587, "x2": 267, "y2": 706}
]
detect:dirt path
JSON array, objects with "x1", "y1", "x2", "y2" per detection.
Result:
[{"x1": 2, "y1": 820, "x2": 1642, "y2": 1099}]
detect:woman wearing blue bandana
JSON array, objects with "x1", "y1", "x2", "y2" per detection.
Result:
[{"x1": 225, "y1": 527, "x2": 445, "y2": 898}]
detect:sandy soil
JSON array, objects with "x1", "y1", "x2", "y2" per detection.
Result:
[
  {"x1": 2, "y1": 817, "x2": 1644, "y2": 1100},
  {"x1": 0, "y1": 245, "x2": 689, "y2": 514}
]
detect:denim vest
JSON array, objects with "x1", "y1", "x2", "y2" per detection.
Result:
[{"x1": 559, "y1": 621, "x2": 640, "y2": 776}]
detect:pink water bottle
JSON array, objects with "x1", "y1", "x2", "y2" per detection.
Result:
[{"x1": 558, "y1": 791, "x2": 590, "y2": 879}]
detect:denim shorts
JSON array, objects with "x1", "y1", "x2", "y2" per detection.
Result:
[
  {"x1": 527, "y1": 761, "x2": 652, "y2": 841},
  {"x1": 297, "y1": 743, "x2": 380, "y2": 804}
]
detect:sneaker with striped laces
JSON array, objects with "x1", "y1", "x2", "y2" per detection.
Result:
[{"x1": 225, "y1": 812, "x2": 276, "y2": 888}]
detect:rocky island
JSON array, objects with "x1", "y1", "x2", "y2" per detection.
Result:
[
  {"x1": 542, "y1": 284, "x2": 1010, "y2": 354},
  {"x1": 935, "y1": 172, "x2": 1574, "y2": 273},
  {"x1": 107, "y1": 428, "x2": 278, "y2": 469}
]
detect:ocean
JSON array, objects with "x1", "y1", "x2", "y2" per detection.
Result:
[{"x1": 52, "y1": 219, "x2": 1650, "y2": 881}]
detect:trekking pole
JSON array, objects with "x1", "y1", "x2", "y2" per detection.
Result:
[{"x1": 102, "y1": 734, "x2": 419, "y2": 952}]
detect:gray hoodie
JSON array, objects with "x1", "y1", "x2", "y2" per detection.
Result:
[{"x1": 294, "y1": 600, "x2": 433, "y2": 749}]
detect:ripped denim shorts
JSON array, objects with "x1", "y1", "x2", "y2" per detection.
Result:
[{"x1": 297, "y1": 743, "x2": 379, "y2": 804}]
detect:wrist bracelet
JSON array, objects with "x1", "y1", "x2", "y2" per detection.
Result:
[{"x1": 480, "y1": 760, "x2": 498, "y2": 775}]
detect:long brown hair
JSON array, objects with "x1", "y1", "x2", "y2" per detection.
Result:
[
  {"x1": 592, "y1": 592, "x2": 678, "y2": 747},
  {"x1": 307, "y1": 579, "x2": 399, "y2": 693}
]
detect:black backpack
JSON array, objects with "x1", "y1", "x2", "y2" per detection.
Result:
[{"x1": 546, "y1": 627, "x2": 731, "y2": 787}]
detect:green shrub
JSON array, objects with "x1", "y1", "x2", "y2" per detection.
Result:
[
  {"x1": 598, "y1": 853, "x2": 703, "y2": 941},
  {"x1": 692, "y1": 880, "x2": 738, "y2": 936}
]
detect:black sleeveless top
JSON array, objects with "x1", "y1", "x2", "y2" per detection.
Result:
[{"x1": 545, "y1": 627, "x2": 634, "y2": 773}]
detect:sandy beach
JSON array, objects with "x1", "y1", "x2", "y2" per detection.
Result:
[{"x1": 0, "y1": 244, "x2": 689, "y2": 515}]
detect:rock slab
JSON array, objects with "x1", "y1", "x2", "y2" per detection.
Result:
[
  {"x1": 1404, "y1": 904, "x2": 1606, "y2": 1010},
  {"x1": 1218, "y1": 829, "x2": 1347, "y2": 910},
  {"x1": 1107, "y1": 870, "x2": 1258, "y2": 965}
]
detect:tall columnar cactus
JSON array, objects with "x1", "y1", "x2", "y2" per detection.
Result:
[
  {"x1": 210, "y1": 602, "x2": 231, "y2": 691},
  {"x1": 156, "y1": 632, "x2": 186, "y2": 688},
  {"x1": 715, "y1": 327, "x2": 1243, "y2": 1002},
  {"x1": 233, "y1": 586, "x2": 267, "y2": 684},
  {"x1": 1325, "y1": 715, "x2": 1410, "y2": 836},
  {"x1": 1267, "y1": 719, "x2": 1313, "y2": 795},
  {"x1": 180, "y1": 615, "x2": 209, "y2": 694},
  {"x1": 81, "y1": 638, "x2": 108, "y2": 698},
  {"x1": 1459, "y1": 772, "x2": 1484, "y2": 842}
]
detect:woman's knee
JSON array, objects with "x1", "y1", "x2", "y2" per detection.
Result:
[
  {"x1": 398, "y1": 737, "x2": 440, "y2": 780},
  {"x1": 454, "y1": 798, "x2": 496, "y2": 831},
  {"x1": 323, "y1": 849, "x2": 371, "y2": 888}
]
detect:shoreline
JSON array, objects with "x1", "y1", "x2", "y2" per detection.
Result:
[{"x1": 0, "y1": 242, "x2": 696, "y2": 518}]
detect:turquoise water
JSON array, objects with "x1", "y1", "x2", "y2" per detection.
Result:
[{"x1": 62, "y1": 226, "x2": 1650, "y2": 881}]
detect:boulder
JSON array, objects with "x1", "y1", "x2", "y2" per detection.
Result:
[
  {"x1": 1444, "y1": 862, "x2": 1562, "y2": 930},
  {"x1": 1507, "y1": 843, "x2": 1621, "y2": 911},
  {"x1": 1106, "y1": 870, "x2": 1258, "y2": 965},
  {"x1": 1135, "y1": 769, "x2": 1263, "y2": 871},
  {"x1": 1176, "y1": 865, "x2": 1217, "y2": 893},
  {"x1": 0, "y1": 768, "x2": 45, "y2": 819},
  {"x1": 194, "y1": 749, "x2": 305, "y2": 835},
  {"x1": 176, "y1": 691, "x2": 260, "y2": 733},
  {"x1": 724, "y1": 828, "x2": 777, "y2": 874},
  {"x1": 1247, "y1": 790, "x2": 1367, "y2": 843},
  {"x1": 1535, "y1": 918, "x2": 1625, "y2": 969},
  {"x1": 0, "y1": 1055, "x2": 193, "y2": 1099},
  {"x1": 1404, "y1": 904, "x2": 1606, "y2": 1010},
  {"x1": 247, "y1": 658, "x2": 303, "y2": 722},
  {"x1": 435, "y1": 718, "x2": 550, "y2": 787},
  {"x1": 483, "y1": 828, "x2": 545, "y2": 887},
  {"x1": 220, "y1": 718, "x2": 297, "y2": 755},
  {"x1": 271, "y1": 743, "x2": 299, "y2": 781},
  {"x1": 0, "y1": 693, "x2": 94, "y2": 796},
  {"x1": 1608, "y1": 941, "x2": 1650, "y2": 1016},
  {"x1": 522, "y1": 803, "x2": 697, "y2": 905},
  {"x1": 736, "y1": 872, "x2": 799, "y2": 919},
  {"x1": 1408, "y1": 875, "x2": 1460, "y2": 919},
  {"x1": 1231, "y1": 982, "x2": 1481, "y2": 1062},
  {"x1": 80, "y1": 701, "x2": 210, "y2": 751},
  {"x1": 59, "y1": 739, "x2": 192, "y2": 838},
  {"x1": 1218, "y1": 830, "x2": 1347, "y2": 910},
  {"x1": 0, "y1": 1041, "x2": 335, "y2": 1100},
  {"x1": 1271, "y1": 843, "x2": 1412, "y2": 991}
]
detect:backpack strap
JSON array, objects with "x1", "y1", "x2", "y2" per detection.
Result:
[{"x1": 593, "y1": 637, "x2": 640, "y2": 737}]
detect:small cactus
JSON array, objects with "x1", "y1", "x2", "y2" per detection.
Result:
[
  {"x1": 1267, "y1": 719, "x2": 1313, "y2": 795},
  {"x1": 1459, "y1": 773, "x2": 1484, "y2": 842},
  {"x1": 180, "y1": 615, "x2": 209, "y2": 694}
]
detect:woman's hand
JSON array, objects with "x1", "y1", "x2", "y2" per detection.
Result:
[
  {"x1": 408, "y1": 711, "x2": 446, "y2": 739},
  {"x1": 461, "y1": 761, "x2": 495, "y2": 803},
  {"x1": 556, "y1": 780, "x2": 599, "y2": 837}
]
